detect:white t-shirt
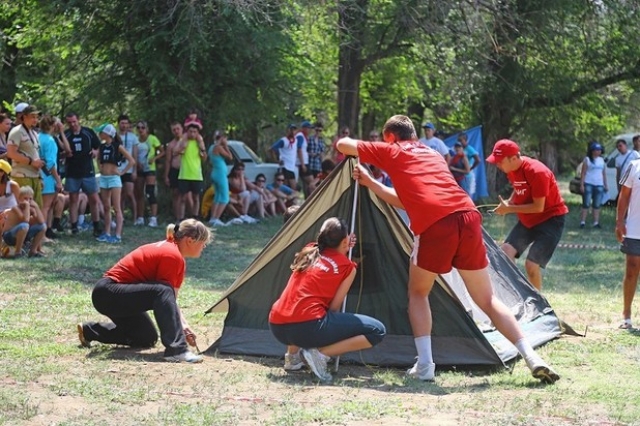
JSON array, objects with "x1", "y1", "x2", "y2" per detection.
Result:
[
  {"x1": 615, "y1": 150, "x2": 640, "y2": 178},
  {"x1": 621, "y1": 159, "x2": 640, "y2": 239},
  {"x1": 294, "y1": 132, "x2": 309, "y2": 166},
  {"x1": 583, "y1": 156, "x2": 605, "y2": 186},
  {"x1": 418, "y1": 137, "x2": 449, "y2": 157},
  {"x1": 271, "y1": 137, "x2": 298, "y2": 172}
]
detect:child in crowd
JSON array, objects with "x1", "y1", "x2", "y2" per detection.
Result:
[{"x1": 2, "y1": 185, "x2": 46, "y2": 258}]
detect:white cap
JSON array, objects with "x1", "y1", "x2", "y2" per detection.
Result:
[
  {"x1": 15, "y1": 102, "x2": 29, "y2": 113},
  {"x1": 101, "y1": 124, "x2": 117, "y2": 138}
]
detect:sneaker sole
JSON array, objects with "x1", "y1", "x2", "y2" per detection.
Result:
[
  {"x1": 532, "y1": 366, "x2": 560, "y2": 384},
  {"x1": 301, "y1": 350, "x2": 332, "y2": 382},
  {"x1": 163, "y1": 356, "x2": 204, "y2": 364},
  {"x1": 77, "y1": 323, "x2": 90, "y2": 348},
  {"x1": 284, "y1": 362, "x2": 306, "y2": 371}
]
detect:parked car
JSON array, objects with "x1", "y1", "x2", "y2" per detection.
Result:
[
  {"x1": 569, "y1": 133, "x2": 635, "y2": 204},
  {"x1": 225, "y1": 140, "x2": 280, "y2": 183}
]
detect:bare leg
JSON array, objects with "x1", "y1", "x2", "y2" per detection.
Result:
[
  {"x1": 593, "y1": 208, "x2": 601, "y2": 224},
  {"x1": 111, "y1": 188, "x2": 123, "y2": 237},
  {"x1": 13, "y1": 226, "x2": 28, "y2": 253},
  {"x1": 191, "y1": 191, "x2": 200, "y2": 218},
  {"x1": 88, "y1": 192, "x2": 101, "y2": 223},
  {"x1": 100, "y1": 189, "x2": 112, "y2": 236},
  {"x1": 319, "y1": 335, "x2": 371, "y2": 357},
  {"x1": 500, "y1": 242, "x2": 517, "y2": 261},
  {"x1": 135, "y1": 175, "x2": 145, "y2": 221},
  {"x1": 407, "y1": 263, "x2": 437, "y2": 337},
  {"x1": 68, "y1": 192, "x2": 80, "y2": 225},
  {"x1": 525, "y1": 260, "x2": 543, "y2": 290},
  {"x1": 29, "y1": 226, "x2": 46, "y2": 255},
  {"x1": 622, "y1": 255, "x2": 640, "y2": 320}
]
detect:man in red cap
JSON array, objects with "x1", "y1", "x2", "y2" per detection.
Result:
[{"x1": 487, "y1": 139, "x2": 568, "y2": 291}]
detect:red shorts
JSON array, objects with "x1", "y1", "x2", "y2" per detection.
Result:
[{"x1": 412, "y1": 210, "x2": 488, "y2": 274}]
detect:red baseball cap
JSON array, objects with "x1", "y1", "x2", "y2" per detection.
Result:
[{"x1": 486, "y1": 139, "x2": 520, "y2": 163}]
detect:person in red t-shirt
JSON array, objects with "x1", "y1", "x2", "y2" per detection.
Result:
[
  {"x1": 336, "y1": 115, "x2": 559, "y2": 384},
  {"x1": 77, "y1": 218, "x2": 211, "y2": 363},
  {"x1": 269, "y1": 217, "x2": 386, "y2": 382},
  {"x1": 488, "y1": 139, "x2": 568, "y2": 291}
]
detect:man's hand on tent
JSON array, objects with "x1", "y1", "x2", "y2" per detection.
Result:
[
  {"x1": 352, "y1": 163, "x2": 374, "y2": 188},
  {"x1": 492, "y1": 195, "x2": 511, "y2": 216}
]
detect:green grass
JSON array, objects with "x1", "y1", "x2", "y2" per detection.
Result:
[{"x1": 1, "y1": 186, "x2": 640, "y2": 425}]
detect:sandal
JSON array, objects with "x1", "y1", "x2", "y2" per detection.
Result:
[{"x1": 618, "y1": 319, "x2": 633, "y2": 329}]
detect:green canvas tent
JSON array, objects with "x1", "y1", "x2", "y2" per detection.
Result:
[{"x1": 205, "y1": 157, "x2": 563, "y2": 367}]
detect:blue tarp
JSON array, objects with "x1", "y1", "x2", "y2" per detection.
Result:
[{"x1": 443, "y1": 125, "x2": 488, "y2": 200}]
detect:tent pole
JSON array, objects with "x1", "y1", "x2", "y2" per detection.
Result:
[{"x1": 334, "y1": 159, "x2": 360, "y2": 373}]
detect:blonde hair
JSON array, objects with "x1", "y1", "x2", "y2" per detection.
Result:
[
  {"x1": 290, "y1": 217, "x2": 348, "y2": 273},
  {"x1": 19, "y1": 185, "x2": 34, "y2": 197},
  {"x1": 166, "y1": 219, "x2": 212, "y2": 244}
]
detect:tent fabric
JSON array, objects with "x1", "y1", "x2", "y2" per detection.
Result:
[
  {"x1": 443, "y1": 125, "x2": 488, "y2": 200},
  {"x1": 205, "y1": 157, "x2": 562, "y2": 368}
]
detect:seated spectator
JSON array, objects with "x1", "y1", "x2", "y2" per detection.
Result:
[
  {"x1": 283, "y1": 205, "x2": 300, "y2": 223},
  {"x1": 228, "y1": 163, "x2": 263, "y2": 223},
  {"x1": 267, "y1": 171, "x2": 300, "y2": 213},
  {"x1": 2, "y1": 185, "x2": 46, "y2": 258},
  {"x1": 255, "y1": 173, "x2": 279, "y2": 217},
  {"x1": 52, "y1": 190, "x2": 88, "y2": 233}
]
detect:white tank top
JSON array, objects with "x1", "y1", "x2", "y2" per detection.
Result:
[
  {"x1": 583, "y1": 156, "x2": 605, "y2": 186},
  {"x1": 0, "y1": 181, "x2": 18, "y2": 211}
]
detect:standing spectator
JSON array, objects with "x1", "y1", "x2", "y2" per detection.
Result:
[
  {"x1": 615, "y1": 159, "x2": 640, "y2": 329},
  {"x1": 207, "y1": 130, "x2": 233, "y2": 227},
  {"x1": 369, "y1": 130, "x2": 380, "y2": 141},
  {"x1": 64, "y1": 112, "x2": 102, "y2": 236},
  {"x1": 177, "y1": 122, "x2": 206, "y2": 219},
  {"x1": 336, "y1": 115, "x2": 559, "y2": 384},
  {"x1": 296, "y1": 121, "x2": 313, "y2": 196},
  {"x1": 579, "y1": 142, "x2": 608, "y2": 228},
  {"x1": 164, "y1": 121, "x2": 184, "y2": 222},
  {"x1": 0, "y1": 113, "x2": 11, "y2": 160},
  {"x1": 116, "y1": 114, "x2": 139, "y2": 224},
  {"x1": 13, "y1": 102, "x2": 29, "y2": 127},
  {"x1": 96, "y1": 124, "x2": 136, "y2": 244},
  {"x1": 134, "y1": 121, "x2": 163, "y2": 227},
  {"x1": 307, "y1": 123, "x2": 325, "y2": 186},
  {"x1": 448, "y1": 142, "x2": 471, "y2": 193},
  {"x1": 458, "y1": 133, "x2": 481, "y2": 197},
  {"x1": 270, "y1": 124, "x2": 299, "y2": 190},
  {"x1": 488, "y1": 139, "x2": 568, "y2": 291},
  {"x1": 419, "y1": 123, "x2": 450, "y2": 162},
  {"x1": 633, "y1": 135, "x2": 640, "y2": 155},
  {"x1": 77, "y1": 219, "x2": 211, "y2": 363},
  {"x1": 7, "y1": 105, "x2": 44, "y2": 207},
  {"x1": 38, "y1": 115, "x2": 64, "y2": 239},
  {"x1": 331, "y1": 126, "x2": 350, "y2": 164},
  {"x1": 615, "y1": 139, "x2": 639, "y2": 196}
]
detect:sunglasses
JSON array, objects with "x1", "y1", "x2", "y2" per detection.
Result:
[
  {"x1": 137, "y1": 126, "x2": 146, "y2": 130},
  {"x1": 257, "y1": 179, "x2": 266, "y2": 183},
  {"x1": 276, "y1": 178, "x2": 284, "y2": 182}
]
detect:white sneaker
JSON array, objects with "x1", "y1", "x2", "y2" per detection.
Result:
[
  {"x1": 110, "y1": 220, "x2": 116, "y2": 230},
  {"x1": 211, "y1": 218, "x2": 227, "y2": 227},
  {"x1": 525, "y1": 355, "x2": 560, "y2": 384},
  {"x1": 148, "y1": 217, "x2": 158, "y2": 227},
  {"x1": 301, "y1": 348, "x2": 332, "y2": 381},
  {"x1": 240, "y1": 214, "x2": 257, "y2": 224},
  {"x1": 407, "y1": 361, "x2": 435, "y2": 381},
  {"x1": 228, "y1": 217, "x2": 244, "y2": 225},
  {"x1": 164, "y1": 350, "x2": 203, "y2": 363},
  {"x1": 284, "y1": 351, "x2": 305, "y2": 371},
  {"x1": 134, "y1": 217, "x2": 145, "y2": 226}
]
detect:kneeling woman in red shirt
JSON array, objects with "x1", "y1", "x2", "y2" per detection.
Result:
[
  {"x1": 77, "y1": 219, "x2": 211, "y2": 363},
  {"x1": 269, "y1": 217, "x2": 386, "y2": 381}
]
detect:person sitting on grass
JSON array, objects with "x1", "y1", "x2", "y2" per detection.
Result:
[
  {"x1": 267, "y1": 171, "x2": 300, "y2": 214},
  {"x1": 77, "y1": 219, "x2": 211, "y2": 363},
  {"x1": 2, "y1": 185, "x2": 47, "y2": 258},
  {"x1": 268, "y1": 217, "x2": 386, "y2": 381}
]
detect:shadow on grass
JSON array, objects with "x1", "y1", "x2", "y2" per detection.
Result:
[{"x1": 84, "y1": 346, "x2": 166, "y2": 363}]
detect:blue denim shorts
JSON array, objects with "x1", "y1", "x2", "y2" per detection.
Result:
[
  {"x1": 65, "y1": 176, "x2": 98, "y2": 195},
  {"x1": 582, "y1": 184, "x2": 605, "y2": 209},
  {"x1": 2, "y1": 222, "x2": 46, "y2": 246},
  {"x1": 100, "y1": 175, "x2": 123, "y2": 189}
]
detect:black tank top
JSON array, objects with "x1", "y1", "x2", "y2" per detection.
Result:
[{"x1": 99, "y1": 141, "x2": 121, "y2": 165}]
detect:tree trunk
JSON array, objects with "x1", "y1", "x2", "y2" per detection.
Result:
[
  {"x1": 539, "y1": 140, "x2": 558, "y2": 174},
  {"x1": 337, "y1": 0, "x2": 367, "y2": 136}
]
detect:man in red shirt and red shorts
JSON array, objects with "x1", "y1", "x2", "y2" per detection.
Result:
[
  {"x1": 336, "y1": 115, "x2": 559, "y2": 384},
  {"x1": 487, "y1": 139, "x2": 568, "y2": 291}
]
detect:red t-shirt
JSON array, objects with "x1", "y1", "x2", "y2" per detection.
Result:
[
  {"x1": 357, "y1": 140, "x2": 476, "y2": 235},
  {"x1": 105, "y1": 240, "x2": 186, "y2": 288},
  {"x1": 269, "y1": 246, "x2": 356, "y2": 324},
  {"x1": 507, "y1": 157, "x2": 569, "y2": 228}
]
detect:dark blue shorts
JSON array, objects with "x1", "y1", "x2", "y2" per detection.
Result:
[
  {"x1": 269, "y1": 310, "x2": 385, "y2": 349},
  {"x1": 621, "y1": 238, "x2": 640, "y2": 257},
  {"x1": 505, "y1": 214, "x2": 565, "y2": 268}
]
